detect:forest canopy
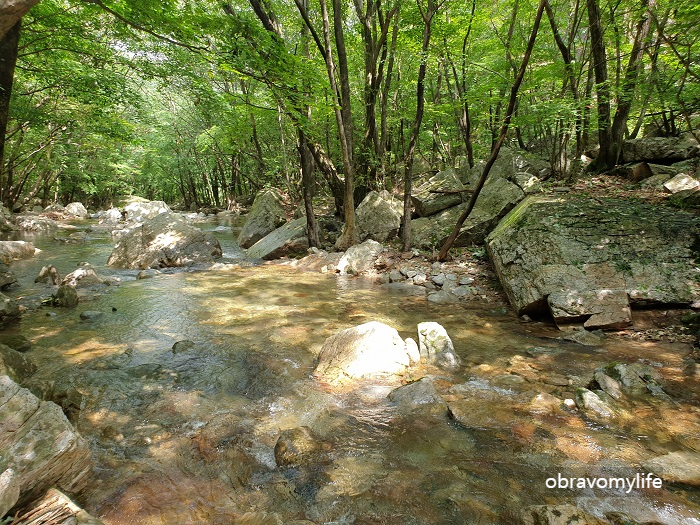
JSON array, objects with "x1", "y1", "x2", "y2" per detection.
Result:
[{"x1": 0, "y1": 0, "x2": 698, "y2": 222}]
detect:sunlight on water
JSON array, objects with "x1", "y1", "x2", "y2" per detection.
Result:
[{"x1": 5, "y1": 219, "x2": 700, "y2": 524}]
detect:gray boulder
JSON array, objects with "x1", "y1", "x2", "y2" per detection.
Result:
[
  {"x1": 356, "y1": 190, "x2": 402, "y2": 242},
  {"x1": 0, "y1": 292, "x2": 20, "y2": 322},
  {"x1": 0, "y1": 262, "x2": 16, "y2": 289},
  {"x1": 0, "y1": 241, "x2": 37, "y2": 263},
  {"x1": 238, "y1": 188, "x2": 286, "y2": 248},
  {"x1": 575, "y1": 388, "x2": 617, "y2": 421},
  {"x1": 14, "y1": 215, "x2": 58, "y2": 233},
  {"x1": 246, "y1": 216, "x2": 308, "y2": 260},
  {"x1": 663, "y1": 173, "x2": 700, "y2": 193},
  {"x1": 411, "y1": 168, "x2": 466, "y2": 217},
  {"x1": 314, "y1": 321, "x2": 412, "y2": 385},
  {"x1": 0, "y1": 375, "x2": 92, "y2": 508},
  {"x1": 487, "y1": 194, "x2": 700, "y2": 329},
  {"x1": 107, "y1": 212, "x2": 222, "y2": 269},
  {"x1": 417, "y1": 322, "x2": 460, "y2": 367},
  {"x1": 388, "y1": 377, "x2": 446, "y2": 410},
  {"x1": 411, "y1": 176, "x2": 524, "y2": 249},
  {"x1": 61, "y1": 263, "x2": 104, "y2": 288},
  {"x1": 336, "y1": 239, "x2": 383, "y2": 275},
  {"x1": 461, "y1": 148, "x2": 549, "y2": 193},
  {"x1": 99, "y1": 208, "x2": 123, "y2": 224},
  {"x1": 123, "y1": 200, "x2": 170, "y2": 223},
  {"x1": 622, "y1": 133, "x2": 700, "y2": 163},
  {"x1": 0, "y1": 343, "x2": 36, "y2": 382},
  {"x1": 65, "y1": 202, "x2": 89, "y2": 218}
]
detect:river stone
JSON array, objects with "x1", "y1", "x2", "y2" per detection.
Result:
[
  {"x1": 411, "y1": 168, "x2": 465, "y2": 217},
  {"x1": 107, "y1": 212, "x2": 222, "y2": 269},
  {"x1": 62, "y1": 263, "x2": 104, "y2": 288},
  {"x1": 314, "y1": 321, "x2": 411, "y2": 384},
  {"x1": 356, "y1": 190, "x2": 402, "y2": 242},
  {"x1": 387, "y1": 377, "x2": 446, "y2": 410},
  {"x1": 0, "y1": 292, "x2": 20, "y2": 321},
  {"x1": 172, "y1": 340, "x2": 195, "y2": 353},
  {"x1": 643, "y1": 451, "x2": 700, "y2": 486},
  {"x1": 0, "y1": 240, "x2": 37, "y2": 264},
  {"x1": 65, "y1": 202, "x2": 89, "y2": 218},
  {"x1": 0, "y1": 262, "x2": 16, "y2": 289},
  {"x1": 593, "y1": 369, "x2": 623, "y2": 400},
  {"x1": 123, "y1": 199, "x2": 171, "y2": 223},
  {"x1": 0, "y1": 375, "x2": 92, "y2": 507},
  {"x1": 80, "y1": 310, "x2": 103, "y2": 321},
  {"x1": 0, "y1": 334, "x2": 31, "y2": 352},
  {"x1": 621, "y1": 134, "x2": 700, "y2": 163},
  {"x1": 0, "y1": 468, "x2": 19, "y2": 518},
  {"x1": 35, "y1": 264, "x2": 61, "y2": 285},
  {"x1": 427, "y1": 290, "x2": 459, "y2": 304},
  {"x1": 417, "y1": 322, "x2": 460, "y2": 368},
  {"x1": 336, "y1": 239, "x2": 383, "y2": 275},
  {"x1": 274, "y1": 426, "x2": 323, "y2": 467},
  {"x1": 411, "y1": 176, "x2": 524, "y2": 249},
  {"x1": 574, "y1": 388, "x2": 617, "y2": 421},
  {"x1": 520, "y1": 504, "x2": 607, "y2": 525},
  {"x1": 246, "y1": 216, "x2": 308, "y2": 260},
  {"x1": 487, "y1": 194, "x2": 700, "y2": 329},
  {"x1": 55, "y1": 284, "x2": 79, "y2": 307},
  {"x1": 14, "y1": 214, "x2": 58, "y2": 233},
  {"x1": 238, "y1": 188, "x2": 286, "y2": 248},
  {"x1": 0, "y1": 343, "x2": 36, "y2": 382}
]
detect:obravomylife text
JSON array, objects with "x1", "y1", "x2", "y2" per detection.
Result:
[{"x1": 546, "y1": 472, "x2": 663, "y2": 493}]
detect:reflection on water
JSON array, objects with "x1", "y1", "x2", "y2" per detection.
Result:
[{"x1": 5, "y1": 219, "x2": 700, "y2": 524}]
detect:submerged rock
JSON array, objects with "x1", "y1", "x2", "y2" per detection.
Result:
[
  {"x1": 520, "y1": 504, "x2": 607, "y2": 525},
  {"x1": 238, "y1": 188, "x2": 286, "y2": 248},
  {"x1": 388, "y1": 377, "x2": 446, "y2": 412},
  {"x1": 314, "y1": 321, "x2": 412, "y2": 384},
  {"x1": 274, "y1": 426, "x2": 324, "y2": 467},
  {"x1": 107, "y1": 212, "x2": 222, "y2": 269},
  {"x1": 487, "y1": 194, "x2": 700, "y2": 329},
  {"x1": 643, "y1": 451, "x2": 700, "y2": 486}
]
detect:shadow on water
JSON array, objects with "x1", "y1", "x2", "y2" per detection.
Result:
[{"x1": 4, "y1": 218, "x2": 700, "y2": 524}]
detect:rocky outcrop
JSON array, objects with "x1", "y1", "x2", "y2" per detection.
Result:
[
  {"x1": 411, "y1": 168, "x2": 466, "y2": 217},
  {"x1": 356, "y1": 190, "x2": 402, "y2": 242},
  {"x1": 123, "y1": 200, "x2": 170, "y2": 223},
  {"x1": 0, "y1": 241, "x2": 37, "y2": 264},
  {"x1": 621, "y1": 134, "x2": 700, "y2": 164},
  {"x1": 314, "y1": 321, "x2": 413, "y2": 385},
  {"x1": 0, "y1": 375, "x2": 92, "y2": 509},
  {"x1": 107, "y1": 212, "x2": 222, "y2": 269},
  {"x1": 65, "y1": 202, "x2": 89, "y2": 218},
  {"x1": 238, "y1": 188, "x2": 286, "y2": 248},
  {"x1": 487, "y1": 194, "x2": 700, "y2": 329},
  {"x1": 336, "y1": 239, "x2": 383, "y2": 275},
  {"x1": 246, "y1": 217, "x2": 308, "y2": 260}
]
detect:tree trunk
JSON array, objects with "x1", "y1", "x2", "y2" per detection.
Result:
[
  {"x1": 438, "y1": 0, "x2": 547, "y2": 261},
  {"x1": 299, "y1": 130, "x2": 321, "y2": 247},
  {"x1": 587, "y1": 0, "x2": 614, "y2": 171},
  {"x1": 0, "y1": 20, "x2": 21, "y2": 208}
]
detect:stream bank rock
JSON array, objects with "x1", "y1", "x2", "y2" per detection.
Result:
[
  {"x1": 0, "y1": 241, "x2": 37, "y2": 264},
  {"x1": 0, "y1": 375, "x2": 92, "y2": 509},
  {"x1": 107, "y1": 212, "x2": 222, "y2": 269},
  {"x1": 314, "y1": 321, "x2": 412, "y2": 384},
  {"x1": 486, "y1": 194, "x2": 700, "y2": 329},
  {"x1": 336, "y1": 239, "x2": 383, "y2": 275},
  {"x1": 238, "y1": 188, "x2": 286, "y2": 248},
  {"x1": 356, "y1": 190, "x2": 402, "y2": 242},
  {"x1": 246, "y1": 216, "x2": 308, "y2": 260},
  {"x1": 65, "y1": 202, "x2": 89, "y2": 219},
  {"x1": 0, "y1": 292, "x2": 20, "y2": 323}
]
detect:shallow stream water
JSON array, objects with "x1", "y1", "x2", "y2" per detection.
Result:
[{"x1": 4, "y1": 217, "x2": 700, "y2": 524}]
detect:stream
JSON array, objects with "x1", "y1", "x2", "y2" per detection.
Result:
[{"x1": 3, "y1": 216, "x2": 700, "y2": 524}]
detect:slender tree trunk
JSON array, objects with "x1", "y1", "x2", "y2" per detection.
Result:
[
  {"x1": 0, "y1": 21, "x2": 21, "y2": 208},
  {"x1": 401, "y1": 0, "x2": 436, "y2": 251},
  {"x1": 438, "y1": 0, "x2": 547, "y2": 261},
  {"x1": 587, "y1": 0, "x2": 614, "y2": 170}
]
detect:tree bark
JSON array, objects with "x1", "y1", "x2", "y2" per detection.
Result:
[{"x1": 0, "y1": 20, "x2": 21, "y2": 208}]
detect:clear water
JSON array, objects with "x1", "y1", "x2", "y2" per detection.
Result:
[{"x1": 4, "y1": 217, "x2": 700, "y2": 524}]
